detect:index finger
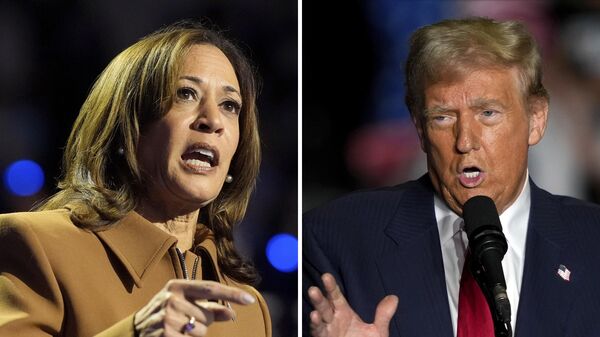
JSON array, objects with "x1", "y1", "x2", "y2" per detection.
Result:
[
  {"x1": 321, "y1": 273, "x2": 348, "y2": 308},
  {"x1": 167, "y1": 280, "x2": 256, "y2": 305},
  {"x1": 195, "y1": 300, "x2": 236, "y2": 322}
]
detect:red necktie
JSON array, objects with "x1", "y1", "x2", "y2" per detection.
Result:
[{"x1": 457, "y1": 251, "x2": 494, "y2": 337}]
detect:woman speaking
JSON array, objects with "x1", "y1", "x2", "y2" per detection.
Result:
[{"x1": 0, "y1": 21, "x2": 270, "y2": 337}]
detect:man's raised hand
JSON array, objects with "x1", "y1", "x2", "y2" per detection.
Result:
[{"x1": 308, "y1": 273, "x2": 398, "y2": 337}]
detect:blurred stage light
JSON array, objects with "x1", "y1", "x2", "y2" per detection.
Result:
[
  {"x1": 266, "y1": 233, "x2": 298, "y2": 272},
  {"x1": 3, "y1": 159, "x2": 45, "y2": 196}
]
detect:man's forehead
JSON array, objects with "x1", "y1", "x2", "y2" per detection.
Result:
[
  {"x1": 425, "y1": 97, "x2": 509, "y2": 114},
  {"x1": 423, "y1": 68, "x2": 522, "y2": 109},
  {"x1": 425, "y1": 64, "x2": 521, "y2": 89}
]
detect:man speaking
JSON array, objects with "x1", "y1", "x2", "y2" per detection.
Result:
[{"x1": 303, "y1": 17, "x2": 600, "y2": 337}]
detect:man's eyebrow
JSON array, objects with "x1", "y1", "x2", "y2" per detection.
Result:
[
  {"x1": 470, "y1": 98, "x2": 507, "y2": 110},
  {"x1": 423, "y1": 98, "x2": 508, "y2": 116},
  {"x1": 179, "y1": 76, "x2": 241, "y2": 96},
  {"x1": 423, "y1": 105, "x2": 454, "y2": 116}
]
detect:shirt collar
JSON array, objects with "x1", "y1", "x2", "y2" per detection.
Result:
[
  {"x1": 435, "y1": 174, "x2": 531, "y2": 248},
  {"x1": 434, "y1": 194, "x2": 462, "y2": 245},
  {"x1": 499, "y1": 176, "x2": 531, "y2": 258}
]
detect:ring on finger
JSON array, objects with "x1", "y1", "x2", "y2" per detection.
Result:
[{"x1": 181, "y1": 315, "x2": 196, "y2": 334}]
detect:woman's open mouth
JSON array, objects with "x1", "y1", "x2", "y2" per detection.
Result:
[{"x1": 181, "y1": 143, "x2": 219, "y2": 172}]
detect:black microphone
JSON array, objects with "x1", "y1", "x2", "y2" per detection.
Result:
[{"x1": 463, "y1": 196, "x2": 511, "y2": 336}]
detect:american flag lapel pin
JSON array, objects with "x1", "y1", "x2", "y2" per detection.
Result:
[{"x1": 557, "y1": 264, "x2": 571, "y2": 282}]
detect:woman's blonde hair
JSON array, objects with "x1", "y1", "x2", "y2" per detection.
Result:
[
  {"x1": 406, "y1": 17, "x2": 548, "y2": 120},
  {"x1": 37, "y1": 21, "x2": 261, "y2": 284}
]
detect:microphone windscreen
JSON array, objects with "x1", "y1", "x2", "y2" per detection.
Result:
[{"x1": 463, "y1": 195, "x2": 502, "y2": 238}]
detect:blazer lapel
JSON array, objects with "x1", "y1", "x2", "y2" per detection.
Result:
[
  {"x1": 96, "y1": 211, "x2": 177, "y2": 288},
  {"x1": 376, "y1": 176, "x2": 453, "y2": 337},
  {"x1": 515, "y1": 180, "x2": 576, "y2": 336}
]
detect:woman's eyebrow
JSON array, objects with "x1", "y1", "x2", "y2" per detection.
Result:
[
  {"x1": 179, "y1": 75, "x2": 240, "y2": 96},
  {"x1": 180, "y1": 75, "x2": 203, "y2": 84}
]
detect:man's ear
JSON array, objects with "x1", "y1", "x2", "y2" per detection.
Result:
[
  {"x1": 528, "y1": 97, "x2": 549, "y2": 146},
  {"x1": 413, "y1": 115, "x2": 427, "y2": 152}
]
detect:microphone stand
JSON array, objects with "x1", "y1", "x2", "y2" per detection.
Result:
[{"x1": 470, "y1": 261, "x2": 512, "y2": 337}]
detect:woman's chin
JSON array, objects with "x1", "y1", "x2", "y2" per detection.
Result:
[{"x1": 176, "y1": 190, "x2": 219, "y2": 210}]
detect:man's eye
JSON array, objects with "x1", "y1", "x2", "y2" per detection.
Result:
[
  {"x1": 176, "y1": 87, "x2": 197, "y2": 101},
  {"x1": 431, "y1": 115, "x2": 452, "y2": 123},
  {"x1": 221, "y1": 100, "x2": 241, "y2": 114},
  {"x1": 427, "y1": 115, "x2": 454, "y2": 128},
  {"x1": 482, "y1": 110, "x2": 497, "y2": 117}
]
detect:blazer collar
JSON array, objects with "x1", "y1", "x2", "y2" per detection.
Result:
[
  {"x1": 193, "y1": 232, "x2": 226, "y2": 284},
  {"x1": 383, "y1": 176, "x2": 568, "y2": 248},
  {"x1": 95, "y1": 211, "x2": 225, "y2": 288},
  {"x1": 95, "y1": 211, "x2": 177, "y2": 288}
]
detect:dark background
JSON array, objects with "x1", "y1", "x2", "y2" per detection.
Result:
[
  {"x1": 0, "y1": 1, "x2": 297, "y2": 336},
  {"x1": 304, "y1": 0, "x2": 600, "y2": 211}
]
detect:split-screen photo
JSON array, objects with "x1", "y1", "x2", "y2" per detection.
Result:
[{"x1": 1, "y1": 1, "x2": 600, "y2": 337}]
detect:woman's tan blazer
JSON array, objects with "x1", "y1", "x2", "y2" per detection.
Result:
[{"x1": 0, "y1": 209, "x2": 271, "y2": 337}]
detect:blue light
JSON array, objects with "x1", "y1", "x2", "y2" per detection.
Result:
[
  {"x1": 4, "y1": 160, "x2": 45, "y2": 196},
  {"x1": 266, "y1": 233, "x2": 298, "y2": 273}
]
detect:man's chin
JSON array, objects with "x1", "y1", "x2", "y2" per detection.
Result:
[{"x1": 442, "y1": 189, "x2": 496, "y2": 216}]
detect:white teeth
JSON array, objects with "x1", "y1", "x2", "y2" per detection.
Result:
[
  {"x1": 464, "y1": 171, "x2": 480, "y2": 179},
  {"x1": 191, "y1": 148, "x2": 214, "y2": 160},
  {"x1": 185, "y1": 159, "x2": 211, "y2": 168}
]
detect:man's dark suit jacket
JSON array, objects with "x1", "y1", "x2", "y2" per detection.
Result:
[{"x1": 303, "y1": 175, "x2": 600, "y2": 337}]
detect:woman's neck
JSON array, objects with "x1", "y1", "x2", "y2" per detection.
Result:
[{"x1": 135, "y1": 200, "x2": 200, "y2": 251}]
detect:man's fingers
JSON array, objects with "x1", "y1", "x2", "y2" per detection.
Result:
[
  {"x1": 167, "y1": 280, "x2": 255, "y2": 305},
  {"x1": 321, "y1": 273, "x2": 348, "y2": 308},
  {"x1": 308, "y1": 286, "x2": 334, "y2": 323},
  {"x1": 309, "y1": 310, "x2": 327, "y2": 337},
  {"x1": 373, "y1": 295, "x2": 399, "y2": 337},
  {"x1": 309, "y1": 310, "x2": 322, "y2": 328}
]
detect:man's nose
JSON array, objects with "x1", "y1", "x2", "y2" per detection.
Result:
[{"x1": 455, "y1": 116, "x2": 480, "y2": 153}]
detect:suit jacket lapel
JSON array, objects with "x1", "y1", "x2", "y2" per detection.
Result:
[
  {"x1": 515, "y1": 180, "x2": 576, "y2": 335},
  {"x1": 376, "y1": 175, "x2": 453, "y2": 337}
]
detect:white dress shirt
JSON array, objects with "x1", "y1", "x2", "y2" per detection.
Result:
[{"x1": 435, "y1": 177, "x2": 531, "y2": 336}]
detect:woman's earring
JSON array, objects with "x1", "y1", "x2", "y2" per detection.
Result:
[
  {"x1": 117, "y1": 147, "x2": 125, "y2": 155},
  {"x1": 225, "y1": 174, "x2": 233, "y2": 183}
]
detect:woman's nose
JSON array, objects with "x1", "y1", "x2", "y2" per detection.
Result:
[{"x1": 192, "y1": 102, "x2": 224, "y2": 134}]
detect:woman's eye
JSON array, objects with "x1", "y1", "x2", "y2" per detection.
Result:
[
  {"x1": 176, "y1": 87, "x2": 197, "y2": 101},
  {"x1": 221, "y1": 100, "x2": 241, "y2": 114}
]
